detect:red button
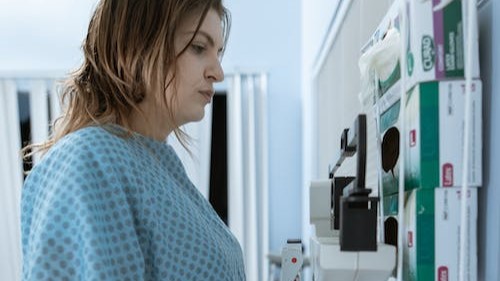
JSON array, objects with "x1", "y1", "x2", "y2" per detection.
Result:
[{"x1": 292, "y1": 257, "x2": 297, "y2": 264}]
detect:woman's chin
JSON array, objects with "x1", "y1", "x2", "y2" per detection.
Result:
[{"x1": 184, "y1": 111, "x2": 205, "y2": 124}]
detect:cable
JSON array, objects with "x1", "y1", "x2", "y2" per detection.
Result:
[
  {"x1": 459, "y1": 0, "x2": 477, "y2": 280},
  {"x1": 396, "y1": 0, "x2": 408, "y2": 280}
]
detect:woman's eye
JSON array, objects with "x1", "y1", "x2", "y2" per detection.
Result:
[{"x1": 191, "y1": 44, "x2": 205, "y2": 54}]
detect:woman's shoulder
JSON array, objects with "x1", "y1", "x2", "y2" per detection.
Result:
[
  {"x1": 49, "y1": 125, "x2": 130, "y2": 157},
  {"x1": 23, "y1": 125, "x2": 137, "y2": 194},
  {"x1": 30, "y1": 126, "x2": 127, "y2": 174}
]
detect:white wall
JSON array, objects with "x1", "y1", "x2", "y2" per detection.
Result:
[
  {"x1": 477, "y1": 1, "x2": 500, "y2": 280},
  {"x1": 0, "y1": 0, "x2": 98, "y2": 73},
  {"x1": 300, "y1": 0, "x2": 340, "y2": 250},
  {"x1": 223, "y1": 0, "x2": 303, "y2": 253}
]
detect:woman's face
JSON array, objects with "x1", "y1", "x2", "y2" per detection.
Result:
[{"x1": 168, "y1": 8, "x2": 224, "y2": 126}]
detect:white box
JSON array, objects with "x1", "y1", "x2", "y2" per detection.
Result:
[
  {"x1": 403, "y1": 187, "x2": 478, "y2": 281},
  {"x1": 362, "y1": 0, "x2": 480, "y2": 96},
  {"x1": 405, "y1": 0, "x2": 480, "y2": 90},
  {"x1": 405, "y1": 79, "x2": 482, "y2": 190},
  {"x1": 378, "y1": 82, "x2": 402, "y2": 197},
  {"x1": 435, "y1": 188, "x2": 477, "y2": 281}
]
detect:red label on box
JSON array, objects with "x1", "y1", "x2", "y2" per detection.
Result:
[
  {"x1": 410, "y1": 130, "x2": 417, "y2": 147},
  {"x1": 438, "y1": 266, "x2": 448, "y2": 281},
  {"x1": 408, "y1": 231, "x2": 413, "y2": 248},
  {"x1": 443, "y1": 163, "x2": 454, "y2": 187}
]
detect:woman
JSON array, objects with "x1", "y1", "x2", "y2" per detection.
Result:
[{"x1": 21, "y1": 0, "x2": 246, "y2": 280}]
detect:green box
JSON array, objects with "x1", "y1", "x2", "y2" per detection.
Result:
[
  {"x1": 380, "y1": 96, "x2": 402, "y2": 197},
  {"x1": 382, "y1": 188, "x2": 478, "y2": 281},
  {"x1": 403, "y1": 188, "x2": 435, "y2": 281},
  {"x1": 404, "y1": 80, "x2": 482, "y2": 190},
  {"x1": 363, "y1": 0, "x2": 480, "y2": 97},
  {"x1": 405, "y1": 0, "x2": 480, "y2": 90}
]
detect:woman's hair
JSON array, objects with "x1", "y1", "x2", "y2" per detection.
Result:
[{"x1": 24, "y1": 0, "x2": 230, "y2": 161}]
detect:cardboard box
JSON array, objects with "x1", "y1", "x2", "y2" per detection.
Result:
[
  {"x1": 379, "y1": 84, "x2": 402, "y2": 197},
  {"x1": 382, "y1": 192, "x2": 399, "y2": 218},
  {"x1": 404, "y1": 187, "x2": 478, "y2": 281},
  {"x1": 405, "y1": 0, "x2": 480, "y2": 90},
  {"x1": 404, "y1": 80, "x2": 482, "y2": 190},
  {"x1": 382, "y1": 193, "x2": 400, "y2": 249},
  {"x1": 382, "y1": 188, "x2": 478, "y2": 281},
  {"x1": 363, "y1": 0, "x2": 480, "y2": 96}
]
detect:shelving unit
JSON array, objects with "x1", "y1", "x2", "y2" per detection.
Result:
[{"x1": 310, "y1": 0, "x2": 499, "y2": 279}]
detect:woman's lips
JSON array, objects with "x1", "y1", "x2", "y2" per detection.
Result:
[{"x1": 200, "y1": 90, "x2": 214, "y2": 103}]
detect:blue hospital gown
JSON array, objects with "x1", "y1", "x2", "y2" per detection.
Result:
[{"x1": 21, "y1": 125, "x2": 246, "y2": 281}]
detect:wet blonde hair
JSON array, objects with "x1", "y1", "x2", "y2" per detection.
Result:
[{"x1": 24, "y1": 0, "x2": 230, "y2": 161}]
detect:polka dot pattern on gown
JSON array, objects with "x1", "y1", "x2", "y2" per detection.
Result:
[{"x1": 21, "y1": 125, "x2": 246, "y2": 281}]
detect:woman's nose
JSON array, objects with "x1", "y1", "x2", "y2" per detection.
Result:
[{"x1": 206, "y1": 59, "x2": 224, "y2": 82}]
